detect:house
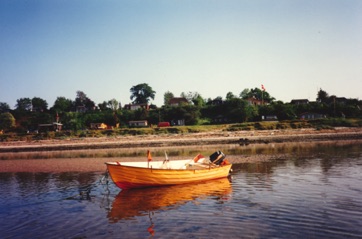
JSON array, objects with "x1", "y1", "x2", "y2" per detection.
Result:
[
  {"x1": 206, "y1": 98, "x2": 223, "y2": 105},
  {"x1": 171, "y1": 119, "x2": 185, "y2": 126},
  {"x1": 168, "y1": 97, "x2": 189, "y2": 106},
  {"x1": 291, "y1": 99, "x2": 309, "y2": 105},
  {"x1": 38, "y1": 122, "x2": 63, "y2": 132},
  {"x1": 300, "y1": 112, "x2": 326, "y2": 120},
  {"x1": 129, "y1": 120, "x2": 148, "y2": 127},
  {"x1": 90, "y1": 123, "x2": 108, "y2": 130},
  {"x1": 124, "y1": 103, "x2": 150, "y2": 111},
  {"x1": 262, "y1": 115, "x2": 278, "y2": 121},
  {"x1": 211, "y1": 115, "x2": 229, "y2": 124},
  {"x1": 246, "y1": 97, "x2": 263, "y2": 106},
  {"x1": 330, "y1": 96, "x2": 348, "y2": 105}
]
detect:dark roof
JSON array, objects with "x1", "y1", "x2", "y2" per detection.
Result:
[
  {"x1": 291, "y1": 99, "x2": 309, "y2": 104},
  {"x1": 169, "y1": 97, "x2": 188, "y2": 105}
]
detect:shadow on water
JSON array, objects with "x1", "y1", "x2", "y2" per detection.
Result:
[
  {"x1": 105, "y1": 178, "x2": 232, "y2": 237},
  {"x1": 107, "y1": 177, "x2": 232, "y2": 222}
]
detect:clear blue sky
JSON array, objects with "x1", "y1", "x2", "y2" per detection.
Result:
[{"x1": 1, "y1": 0, "x2": 361, "y2": 109}]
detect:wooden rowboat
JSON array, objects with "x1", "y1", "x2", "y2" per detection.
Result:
[{"x1": 105, "y1": 151, "x2": 232, "y2": 190}]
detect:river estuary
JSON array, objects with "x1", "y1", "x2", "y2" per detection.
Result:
[{"x1": 0, "y1": 141, "x2": 361, "y2": 238}]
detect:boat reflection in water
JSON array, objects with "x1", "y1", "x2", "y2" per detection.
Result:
[{"x1": 107, "y1": 177, "x2": 232, "y2": 224}]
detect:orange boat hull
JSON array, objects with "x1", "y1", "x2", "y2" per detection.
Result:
[{"x1": 106, "y1": 161, "x2": 232, "y2": 190}]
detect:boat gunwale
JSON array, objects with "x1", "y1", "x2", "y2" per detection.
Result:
[{"x1": 105, "y1": 161, "x2": 232, "y2": 172}]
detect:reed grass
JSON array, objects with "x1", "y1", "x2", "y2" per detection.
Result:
[
  {"x1": 1, "y1": 139, "x2": 361, "y2": 161},
  {"x1": 0, "y1": 147, "x2": 212, "y2": 160}
]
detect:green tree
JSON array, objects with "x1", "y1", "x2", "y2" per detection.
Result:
[
  {"x1": 271, "y1": 102, "x2": 296, "y2": 120},
  {"x1": 192, "y1": 94, "x2": 205, "y2": 107},
  {"x1": 224, "y1": 98, "x2": 256, "y2": 122},
  {"x1": 162, "y1": 105, "x2": 200, "y2": 125},
  {"x1": 180, "y1": 91, "x2": 205, "y2": 107},
  {"x1": 317, "y1": 88, "x2": 329, "y2": 103},
  {"x1": 15, "y1": 98, "x2": 32, "y2": 111},
  {"x1": 75, "y1": 91, "x2": 95, "y2": 111},
  {"x1": 98, "y1": 99, "x2": 120, "y2": 112},
  {"x1": 0, "y1": 102, "x2": 10, "y2": 113},
  {"x1": 130, "y1": 83, "x2": 156, "y2": 104},
  {"x1": 134, "y1": 108, "x2": 149, "y2": 120},
  {"x1": 98, "y1": 101, "x2": 109, "y2": 111},
  {"x1": 180, "y1": 91, "x2": 199, "y2": 104},
  {"x1": 27, "y1": 112, "x2": 54, "y2": 130},
  {"x1": 203, "y1": 98, "x2": 257, "y2": 123},
  {"x1": 31, "y1": 97, "x2": 48, "y2": 112},
  {"x1": 147, "y1": 109, "x2": 161, "y2": 125},
  {"x1": 63, "y1": 112, "x2": 84, "y2": 131},
  {"x1": 0, "y1": 112, "x2": 16, "y2": 131},
  {"x1": 51, "y1": 97, "x2": 73, "y2": 113},
  {"x1": 209, "y1": 96, "x2": 223, "y2": 105},
  {"x1": 119, "y1": 109, "x2": 136, "y2": 126},
  {"x1": 164, "y1": 91, "x2": 174, "y2": 106},
  {"x1": 108, "y1": 98, "x2": 120, "y2": 111},
  {"x1": 240, "y1": 87, "x2": 274, "y2": 103},
  {"x1": 226, "y1": 92, "x2": 237, "y2": 100},
  {"x1": 201, "y1": 103, "x2": 225, "y2": 123},
  {"x1": 239, "y1": 89, "x2": 250, "y2": 99}
]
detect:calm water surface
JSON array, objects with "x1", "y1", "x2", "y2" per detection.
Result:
[{"x1": 1, "y1": 142, "x2": 361, "y2": 239}]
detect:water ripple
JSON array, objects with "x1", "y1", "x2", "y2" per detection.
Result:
[{"x1": 1, "y1": 144, "x2": 362, "y2": 238}]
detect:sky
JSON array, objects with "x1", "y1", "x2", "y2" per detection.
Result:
[{"x1": 1, "y1": 0, "x2": 361, "y2": 109}]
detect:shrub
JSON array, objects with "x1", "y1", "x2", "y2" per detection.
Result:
[
  {"x1": 241, "y1": 126, "x2": 254, "y2": 131},
  {"x1": 255, "y1": 122, "x2": 274, "y2": 130},
  {"x1": 276, "y1": 123, "x2": 289, "y2": 129}
]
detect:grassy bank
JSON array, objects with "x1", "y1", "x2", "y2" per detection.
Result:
[
  {"x1": 227, "y1": 118, "x2": 362, "y2": 131},
  {"x1": 1, "y1": 118, "x2": 362, "y2": 142}
]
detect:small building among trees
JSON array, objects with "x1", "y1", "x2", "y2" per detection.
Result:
[
  {"x1": 38, "y1": 122, "x2": 63, "y2": 132},
  {"x1": 124, "y1": 103, "x2": 150, "y2": 111},
  {"x1": 169, "y1": 97, "x2": 188, "y2": 106},
  {"x1": 129, "y1": 120, "x2": 148, "y2": 127},
  {"x1": 300, "y1": 112, "x2": 326, "y2": 120},
  {"x1": 291, "y1": 99, "x2": 309, "y2": 105},
  {"x1": 90, "y1": 123, "x2": 108, "y2": 129},
  {"x1": 246, "y1": 97, "x2": 263, "y2": 106}
]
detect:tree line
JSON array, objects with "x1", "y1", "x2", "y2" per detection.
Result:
[{"x1": 0, "y1": 83, "x2": 361, "y2": 132}]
